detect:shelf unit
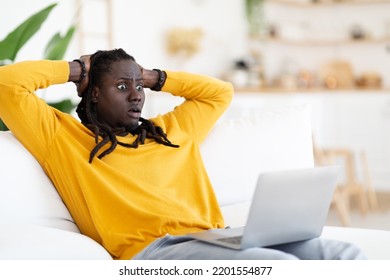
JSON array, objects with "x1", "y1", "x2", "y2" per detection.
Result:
[
  {"x1": 250, "y1": 0, "x2": 390, "y2": 90},
  {"x1": 235, "y1": 1, "x2": 390, "y2": 191},
  {"x1": 218, "y1": 0, "x2": 390, "y2": 202},
  {"x1": 263, "y1": 0, "x2": 390, "y2": 43}
]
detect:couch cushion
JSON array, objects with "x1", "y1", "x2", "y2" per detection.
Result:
[
  {"x1": 201, "y1": 105, "x2": 314, "y2": 206},
  {"x1": 0, "y1": 224, "x2": 111, "y2": 259},
  {"x1": 0, "y1": 131, "x2": 78, "y2": 232},
  {"x1": 321, "y1": 226, "x2": 390, "y2": 260}
]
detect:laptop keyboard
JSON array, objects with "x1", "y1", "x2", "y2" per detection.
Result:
[{"x1": 218, "y1": 236, "x2": 242, "y2": 245}]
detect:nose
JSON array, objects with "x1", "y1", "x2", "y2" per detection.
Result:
[{"x1": 128, "y1": 86, "x2": 142, "y2": 102}]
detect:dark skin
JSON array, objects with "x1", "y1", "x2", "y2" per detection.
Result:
[
  {"x1": 68, "y1": 56, "x2": 160, "y2": 132},
  {"x1": 92, "y1": 60, "x2": 145, "y2": 131}
]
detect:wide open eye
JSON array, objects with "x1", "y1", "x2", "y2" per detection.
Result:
[
  {"x1": 136, "y1": 84, "x2": 144, "y2": 91},
  {"x1": 117, "y1": 83, "x2": 127, "y2": 90}
]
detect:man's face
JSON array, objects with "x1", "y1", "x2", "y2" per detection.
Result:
[{"x1": 92, "y1": 60, "x2": 145, "y2": 132}]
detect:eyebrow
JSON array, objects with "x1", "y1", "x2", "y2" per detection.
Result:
[{"x1": 118, "y1": 76, "x2": 143, "y2": 82}]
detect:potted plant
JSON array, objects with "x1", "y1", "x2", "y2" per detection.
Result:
[
  {"x1": 0, "y1": 3, "x2": 76, "y2": 131},
  {"x1": 245, "y1": 0, "x2": 265, "y2": 37}
]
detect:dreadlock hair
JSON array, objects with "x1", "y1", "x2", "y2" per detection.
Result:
[{"x1": 76, "y1": 48, "x2": 179, "y2": 163}]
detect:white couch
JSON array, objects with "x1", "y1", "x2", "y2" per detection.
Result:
[{"x1": 1, "y1": 105, "x2": 389, "y2": 260}]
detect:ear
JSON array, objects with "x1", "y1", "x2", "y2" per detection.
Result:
[{"x1": 91, "y1": 86, "x2": 99, "y2": 103}]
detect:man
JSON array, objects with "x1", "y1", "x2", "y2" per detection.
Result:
[{"x1": 0, "y1": 49, "x2": 364, "y2": 260}]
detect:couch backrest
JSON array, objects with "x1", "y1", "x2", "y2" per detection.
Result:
[
  {"x1": 201, "y1": 105, "x2": 314, "y2": 206},
  {"x1": 0, "y1": 131, "x2": 79, "y2": 232},
  {"x1": 0, "y1": 105, "x2": 313, "y2": 230}
]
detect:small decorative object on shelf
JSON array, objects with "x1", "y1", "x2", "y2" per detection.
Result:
[
  {"x1": 350, "y1": 24, "x2": 366, "y2": 40},
  {"x1": 165, "y1": 27, "x2": 203, "y2": 58},
  {"x1": 356, "y1": 71, "x2": 383, "y2": 89},
  {"x1": 320, "y1": 60, "x2": 355, "y2": 89},
  {"x1": 230, "y1": 60, "x2": 250, "y2": 88}
]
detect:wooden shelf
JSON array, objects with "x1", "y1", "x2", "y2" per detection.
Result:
[
  {"x1": 234, "y1": 86, "x2": 390, "y2": 94},
  {"x1": 259, "y1": 36, "x2": 390, "y2": 46},
  {"x1": 268, "y1": 0, "x2": 390, "y2": 7}
]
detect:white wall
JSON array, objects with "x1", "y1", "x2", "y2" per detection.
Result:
[
  {"x1": 2, "y1": 0, "x2": 389, "y2": 86},
  {"x1": 1, "y1": 0, "x2": 248, "y2": 101},
  {"x1": 1, "y1": 0, "x2": 248, "y2": 76},
  {"x1": 111, "y1": 0, "x2": 248, "y2": 77}
]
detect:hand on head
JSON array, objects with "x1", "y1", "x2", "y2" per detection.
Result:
[{"x1": 75, "y1": 55, "x2": 91, "y2": 97}]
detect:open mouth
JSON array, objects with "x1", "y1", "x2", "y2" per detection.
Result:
[{"x1": 128, "y1": 107, "x2": 141, "y2": 118}]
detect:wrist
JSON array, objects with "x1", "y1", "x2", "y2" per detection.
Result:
[
  {"x1": 143, "y1": 69, "x2": 167, "y2": 91},
  {"x1": 142, "y1": 69, "x2": 159, "y2": 88},
  {"x1": 150, "y1": 69, "x2": 166, "y2": 91},
  {"x1": 68, "y1": 59, "x2": 87, "y2": 83}
]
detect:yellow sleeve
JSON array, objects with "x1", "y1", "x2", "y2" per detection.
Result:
[
  {"x1": 0, "y1": 60, "x2": 70, "y2": 162},
  {"x1": 158, "y1": 71, "x2": 233, "y2": 144}
]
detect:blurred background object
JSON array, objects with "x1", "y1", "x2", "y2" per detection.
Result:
[
  {"x1": 165, "y1": 27, "x2": 203, "y2": 57},
  {"x1": 320, "y1": 60, "x2": 355, "y2": 89}
]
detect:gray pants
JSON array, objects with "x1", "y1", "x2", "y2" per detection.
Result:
[{"x1": 133, "y1": 235, "x2": 366, "y2": 260}]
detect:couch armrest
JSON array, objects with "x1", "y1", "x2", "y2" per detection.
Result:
[{"x1": 0, "y1": 224, "x2": 112, "y2": 260}]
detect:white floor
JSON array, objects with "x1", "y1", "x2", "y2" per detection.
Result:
[{"x1": 326, "y1": 203, "x2": 390, "y2": 231}]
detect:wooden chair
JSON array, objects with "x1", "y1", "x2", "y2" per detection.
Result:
[{"x1": 313, "y1": 142, "x2": 378, "y2": 227}]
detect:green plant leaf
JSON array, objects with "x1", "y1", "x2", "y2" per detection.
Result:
[
  {"x1": 48, "y1": 99, "x2": 75, "y2": 114},
  {"x1": 0, "y1": 119, "x2": 8, "y2": 131},
  {"x1": 0, "y1": 3, "x2": 57, "y2": 62},
  {"x1": 44, "y1": 25, "x2": 76, "y2": 60}
]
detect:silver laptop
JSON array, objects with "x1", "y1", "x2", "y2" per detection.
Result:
[{"x1": 188, "y1": 166, "x2": 339, "y2": 250}]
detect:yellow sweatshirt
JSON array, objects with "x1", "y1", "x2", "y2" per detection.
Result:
[{"x1": 0, "y1": 60, "x2": 233, "y2": 259}]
